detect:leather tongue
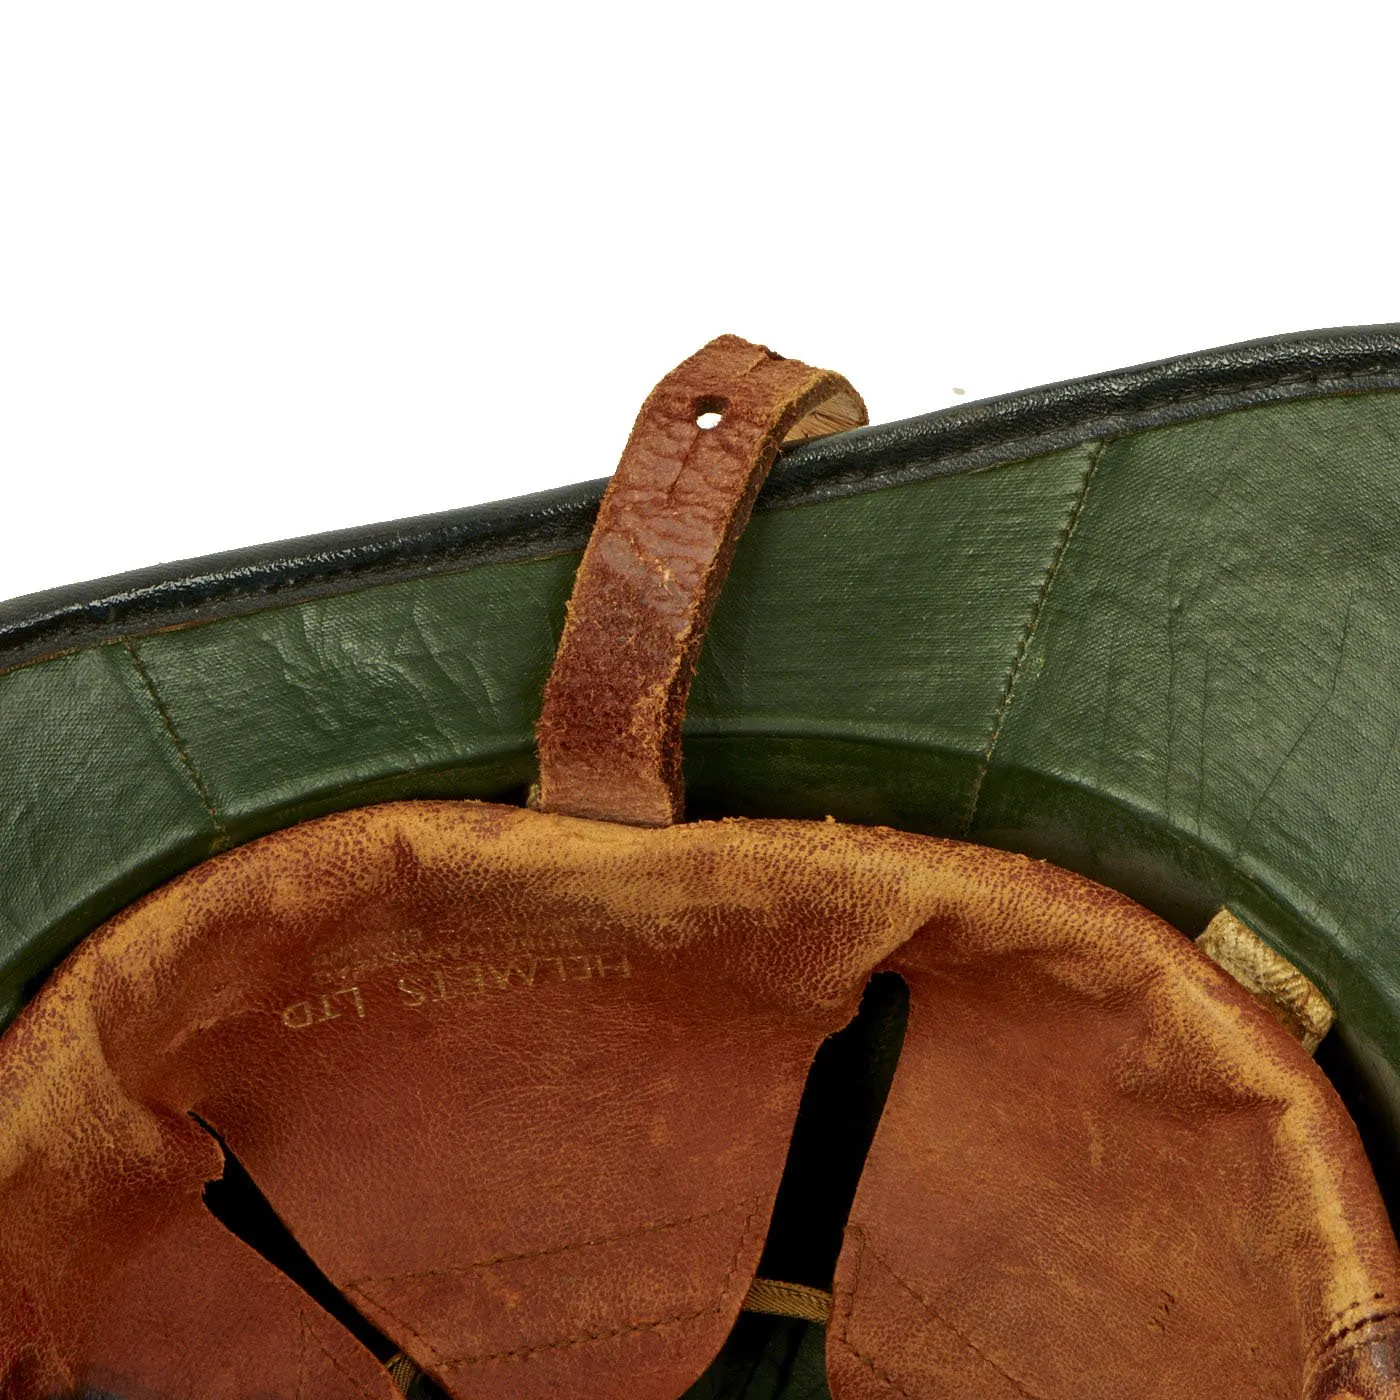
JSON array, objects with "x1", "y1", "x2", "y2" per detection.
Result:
[{"x1": 535, "y1": 333, "x2": 865, "y2": 826}]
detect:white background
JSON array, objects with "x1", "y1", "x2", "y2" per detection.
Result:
[{"x1": 2, "y1": 2, "x2": 1395, "y2": 604}]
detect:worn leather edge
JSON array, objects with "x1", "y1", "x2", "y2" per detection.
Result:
[
  {"x1": 4, "y1": 324, "x2": 1400, "y2": 674},
  {"x1": 535, "y1": 334, "x2": 867, "y2": 827}
]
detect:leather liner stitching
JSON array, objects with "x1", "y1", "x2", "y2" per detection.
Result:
[
  {"x1": 837, "y1": 1232, "x2": 1048, "y2": 1400},
  {"x1": 351, "y1": 1201, "x2": 765, "y2": 1372},
  {"x1": 298, "y1": 1311, "x2": 382, "y2": 1400},
  {"x1": 122, "y1": 639, "x2": 226, "y2": 840},
  {"x1": 834, "y1": 1234, "x2": 922, "y2": 1400},
  {"x1": 958, "y1": 439, "x2": 1106, "y2": 836},
  {"x1": 835, "y1": 1339, "x2": 919, "y2": 1399},
  {"x1": 346, "y1": 1197, "x2": 756, "y2": 1287},
  {"x1": 442, "y1": 1201, "x2": 765, "y2": 1369},
  {"x1": 440, "y1": 1304, "x2": 717, "y2": 1370},
  {"x1": 295, "y1": 1311, "x2": 307, "y2": 1400},
  {"x1": 1314, "y1": 1305, "x2": 1400, "y2": 1361},
  {"x1": 342, "y1": 1286, "x2": 446, "y2": 1372}
]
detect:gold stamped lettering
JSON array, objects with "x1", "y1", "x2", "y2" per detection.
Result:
[
  {"x1": 333, "y1": 986, "x2": 366, "y2": 1019},
  {"x1": 283, "y1": 987, "x2": 364, "y2": 1028},
  {"x1": 489, "y1": 957, "x2": 538, "y2": 990},
  {"x1": 308, "y1": 945, "x2": 638, "y2": 1032},
  {"x1": 595, "y1": 951, "x2": 631, "y2": 979}
]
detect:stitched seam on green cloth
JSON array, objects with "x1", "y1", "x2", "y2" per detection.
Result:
[
  {"x1": 959, "y1": 440, "x2": 1106, "y2": 836},
  {"x1": 122, "y1": 639, "x2": 227, "y2": 841}
]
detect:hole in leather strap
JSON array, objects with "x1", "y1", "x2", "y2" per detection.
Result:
[{"x1": 534, "y1": 334, "x2": 867, "y2": 827}]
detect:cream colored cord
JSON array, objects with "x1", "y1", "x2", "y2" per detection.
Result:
[
  {"x1": 741, "y1": 1277, "x2": 833, "y2": 1324},
  {"x1": 385, "y1": 1352, "x2": 422, "y2": 1396},
  {"x1": 1197, "y1": 909, "x2": 1334, "y2": 1054}
]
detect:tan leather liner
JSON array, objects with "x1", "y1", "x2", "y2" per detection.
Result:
[
  {"x1": 830, "y1": 885, "x2": 1400, "y2": 1398},
  {"x1": 0, "y1": 802, "x2": 901, "y2": 1398},
  {"x1": 2, "y1": 801, "x2": 1398, "y2": 1397}
]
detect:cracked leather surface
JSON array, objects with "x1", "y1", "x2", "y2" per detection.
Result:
[
  {"x1": 4, "y1": 801, "x2": 1398, "y2": 1396},
  {"x1": 536, "y1": 334, "x2": 865, "y2": 826}
]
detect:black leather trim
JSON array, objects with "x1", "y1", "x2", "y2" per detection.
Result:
[{"x1": 5, "y1": 324, "x2": 1400, "y2": 674}]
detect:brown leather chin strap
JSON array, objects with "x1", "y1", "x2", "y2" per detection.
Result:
[{"x1": 534, "y1": 334, "x2": 866, "y2": 827}]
